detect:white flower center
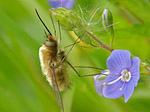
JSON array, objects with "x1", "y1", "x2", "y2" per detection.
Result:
[
  {"x1": 121, "y1": 69, "x2": 131, "y2": 82},
  {"x1": 103, "y1": 69, "x2": 131, "y2": 91}
]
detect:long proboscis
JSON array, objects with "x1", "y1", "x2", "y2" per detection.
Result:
[{"x1": 35, "y1": 9, "x2": 52, "y2": 35}]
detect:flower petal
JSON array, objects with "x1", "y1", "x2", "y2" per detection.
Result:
[
  {"x1": 103, "y1": 73, "x2": 125, "y2": 99},
  {"x1": 94, "y1": 75, "x2": 105, "y2": 97},
  {"x1": 124, "y1": 81, "x2": 135, "y2": 102},
  {"x1": 130, "y1": 57, "x2": 140, "y2": 87},
  {"x1": 48, "y1": 0, "x2": 75, "y2": 9},
  {"x1": 107, "y1": 50, "x2": 131, "y2": 73}
]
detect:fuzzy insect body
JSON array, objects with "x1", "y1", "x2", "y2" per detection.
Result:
[
  {"x1": 39, "y1": 34, "x2": 70, "y2": 91},
  {"x1": 35, "y1": 9, "x2": 73, "y2": 111}
]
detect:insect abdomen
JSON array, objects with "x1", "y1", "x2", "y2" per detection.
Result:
[
  {"x1": 55, "y1": 65, "x2": 70, "y2": 91},
  {"x1": 39, "y1": 45, "x2": 70, "y2": 91}
]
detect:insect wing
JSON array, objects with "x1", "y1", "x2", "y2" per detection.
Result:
[{"x1": 50, "y1": 65, "x2": 64, "y2": 112}]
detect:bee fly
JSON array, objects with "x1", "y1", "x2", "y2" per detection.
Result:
[
  {"x1": 35, "y1": 9, "x2": 103, "y2": 112},
  {"x1": 35, "y1": 9, "x2": 71, "y2": 112}
]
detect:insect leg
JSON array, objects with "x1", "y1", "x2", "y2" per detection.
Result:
[
  {"x1": 44, "y1": 29, "x2": 48, "y2": 37},
  {"x1": 59, "y1": 38, "x2": 79, "y2": 65},
  {"x1": 63, "y1": 41, "x2": 81, "y2": 49},
  {"x1": 58, "y1": 20, "x2": 61, "y2": 53},
  {"x1": 49, "y1": 13, "x2": 56, "y2": 36},
  {"x1": 64, "y1": 41, "x2": 101, "y2": 49},
  {"x1": 73, "y1": 66, "x2": 103, "y2": 70},
  {"x1": 66, "y1": 61, "x2": 102, "y2": 77},
  {"x1": 50, "y1": 64, "x2": 64, "y2": 112}
]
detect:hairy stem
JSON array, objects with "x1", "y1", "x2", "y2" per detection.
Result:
[{"x1": 84, "y1": 29, "x2": 113, "y2": 52}]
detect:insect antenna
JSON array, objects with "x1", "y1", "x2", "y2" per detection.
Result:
[{"x1": 35, "y1": 9, "x2": 52, "y2": 35}]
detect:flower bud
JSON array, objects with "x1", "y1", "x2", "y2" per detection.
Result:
[
  {"x1": 102, "y1": 9, "x2": 114, "y2": 47},
  {"x1": 102, "y1": 9, "x2": 113, "y2": 31}
]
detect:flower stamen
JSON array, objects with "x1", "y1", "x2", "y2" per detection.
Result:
[
  {"x1": 120, "y1": 78, "x2": 126, "y2": 91},
  {"x1": 103, "y1": 69, "x2": 131, "y2": 86},
  {"x1": 103, "y1": 75, "x2": 123, "y2": 85}
]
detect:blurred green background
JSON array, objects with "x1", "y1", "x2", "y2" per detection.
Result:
[{"x1": 0, "y1": 0, "x2": 150, "y2": 112}]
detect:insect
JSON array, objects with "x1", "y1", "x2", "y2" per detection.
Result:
[
  {"x1": 35, "y1": 9, "x2": 71, "y2": 112},
  {"x1": 35, "y1": 9, "x2": 103, "y2": 112}
]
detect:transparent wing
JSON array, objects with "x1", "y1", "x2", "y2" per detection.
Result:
[{"x1": 50, "y1": 65, "x2": 64, "y2": 112}]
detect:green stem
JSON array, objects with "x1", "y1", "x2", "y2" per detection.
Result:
[{"x1": 110, "y1": 29, "x2": 114, "y2": 48}]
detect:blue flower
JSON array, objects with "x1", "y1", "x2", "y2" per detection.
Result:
[
  {"x1": 94, "y1": 50, "x2": 140, "y2": 102},
  {"x1": 48, "y1": 0, "x2": 75, "y2": 10}
]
